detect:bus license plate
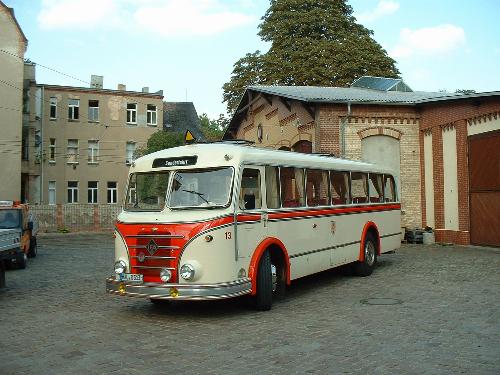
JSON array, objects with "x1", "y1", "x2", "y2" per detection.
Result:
[{"x1": 116, "y1": 273, "x2": 143, "y2": 282}]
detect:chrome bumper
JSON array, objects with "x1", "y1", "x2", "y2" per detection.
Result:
[{"x1": 106, "y1": 277, "x2": 252, "y2": 300}]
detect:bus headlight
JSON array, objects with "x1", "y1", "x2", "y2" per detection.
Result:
[
  {"x1": 114, "y1": 260, "x2": 127, "y2": 274},
  {"x1": 180, "y1": 264, "x2": 195, "y2": 281},
  {"x1": 160, "y1": 268, "x2": 172, "y2": 283}
]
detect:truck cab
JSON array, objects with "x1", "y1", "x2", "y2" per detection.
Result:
[{"x1": 0, "y1": 201, "x2": 38, "y2": 270}]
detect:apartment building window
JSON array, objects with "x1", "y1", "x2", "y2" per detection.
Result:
[
  {"x1": 107, "y1": 182, "x2": 117, "y2": 204},
  {"x1": 50, "y1": 97, "x2": 57, "y2": 119},
  {"x1": 88, "y1": 100, "x2": 99, "y2": 122},
  {"x1": 128, "y1": 181, "x2": 136, "y2": 204},
  {"x1": 147, "y1": 104, "x2": 157, "y2": 125},
  {"x1": 48, "y1": 181, "x2": 56, "y2": 205},
  {"x1": 126, "y1": 103, "x2": 137, "y2": 124},
  {"x1": 49, "y1": 138, "x2": 56, "y2": 163},
  {"x1": 67, "y1": 181, "x2": 78, "y2": 203},
  {"x1": 88, "y1": 181, "x2": 98, "y2": 203},
  {"x1": 126, "y1": 142, "x2": 136, "y2": 165},
  {"x1": 68, "y1": 99, "x2": 80, "y2": 120},
  {"x1": 88, "y1": 140, "x2": 99, "y2": 164},
  {"x1": 67, "y1": 139, "x2": 79, "y2": 164}
]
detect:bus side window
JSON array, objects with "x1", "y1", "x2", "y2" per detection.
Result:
[
  {"x1": 368, "y1": 173, "x2": 383, "y2": 203},
  {"x1": 351, "y1": 172, "x2": 368, "y2": 204},
  {"x1": 306, "y1": 169, "x2": 329, "y2": 207},
  {"x1": 384, "y1": 174, "x2": 397, "y2": 202},
  {"x1": 240, "y1": 168, "x2": 262, "y2": 210},
  {"x1": 265, "y1": 166, "x2": 280, "y2": 209},
  {"x1": 280, "y1": 167, "x2": 305, "y2": 208},
  {"x1": 330, "y1": 171, "x2": 350, "y2": 205}
]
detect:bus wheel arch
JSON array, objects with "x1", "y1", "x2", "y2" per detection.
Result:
[
  {"x1": 248, "y1": 238, "x2": 290, "y2": 297},
  {"x1": 355, "y1": 222, "x2": 380, "y2": 277},
  {"x1": 359, "y1": 221, "x2": 380, "y2": 262}
]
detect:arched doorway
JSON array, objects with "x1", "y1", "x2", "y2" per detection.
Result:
[{"x1": 292, "y1": 140, "x2": 312, "y2": 154}]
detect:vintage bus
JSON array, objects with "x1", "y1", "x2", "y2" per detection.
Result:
[{"x1": 106, "y1": 142, "x2": 401, "y2": 310}]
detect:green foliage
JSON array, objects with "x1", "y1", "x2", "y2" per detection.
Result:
[
  {"x1": 136, "y1": 130, "x2": 184, "y2": 157},
  {"x1": 222, "y1": 0, "x2": 400, "y2": 114},
  {"x1": 198, "y1": 113, "x2": 229, "y2": 142}
]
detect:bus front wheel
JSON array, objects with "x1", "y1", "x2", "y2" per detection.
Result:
[
  {"x1": 254, "y1": 250, "x2": 273, "y2": 311},
  {"x1": 354, "y1": 234, "x2": 377, "y2": 277}
]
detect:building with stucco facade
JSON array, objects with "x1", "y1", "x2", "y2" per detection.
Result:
[{"x1": 0, "y1": 1, "x2": 27, "y2": 200}]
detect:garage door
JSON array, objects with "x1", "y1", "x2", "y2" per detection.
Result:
[{"x1": 469, "y1": 130, "x2": 500, "y2": 246}]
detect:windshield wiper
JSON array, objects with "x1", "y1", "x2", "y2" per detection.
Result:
[{"x1": 181, "y1": 189, "x2": 209, "y2": 204}]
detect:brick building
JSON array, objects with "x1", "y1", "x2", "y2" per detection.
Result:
[{"x1": 224, "y1": 77, "x2": 500, "y2": 246}]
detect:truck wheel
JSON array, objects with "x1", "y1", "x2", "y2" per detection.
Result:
[
  {"x1": 354, "y1": 233, "x2": 377, "y2": 277},
  {"x1": 254, "y1": 250, "x2": 273, "y2": 311},
  {"x1": 28, "y1": 237, "x2": 37, "y2": 258},
  {"x1": 16, "y1": 252, "x2": 27, "y2": 270},
  {"x1": 0, "y1": 262, "x2": 5, "y2": 288}
]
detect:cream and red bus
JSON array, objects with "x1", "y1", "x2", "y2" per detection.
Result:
[{"x1": 106, "y1": 142, "x2": 401, "y2": 310}]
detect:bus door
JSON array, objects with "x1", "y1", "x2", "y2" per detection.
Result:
[{"x1": 236, "y1": 167, "x2": 267, "y2": 260}]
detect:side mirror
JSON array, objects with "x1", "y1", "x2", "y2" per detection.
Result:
[{"x1": 27, "y1": 221, "x2": 33, "y2": 230}]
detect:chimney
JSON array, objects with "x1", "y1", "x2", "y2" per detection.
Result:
[
  {"x1": 117, "y1": 83, "x2": 126, "y2": 91},
  {"x1": 91, "y1": 75, "x2": 103, "y2": 89},
  {"x1": 142, "y1": 87, "x2": 149, "y2": 93}
]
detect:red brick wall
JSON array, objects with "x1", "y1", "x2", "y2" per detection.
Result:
[{"x1": 420, "y1": 97, "x2": 500, "y2": 245}]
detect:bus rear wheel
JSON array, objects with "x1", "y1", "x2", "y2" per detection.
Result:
[{"x1": 354, "y1": 234, "x2": 377, "y2": 277}]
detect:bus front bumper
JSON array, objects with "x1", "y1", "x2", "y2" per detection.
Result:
[{"x1": 105, "y1": 277, "x2": 252, "y2": 300}]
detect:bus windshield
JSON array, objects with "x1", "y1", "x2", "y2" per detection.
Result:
[
  {"x1": 125, "y1": 172, "x2": 170, "y2": 211},
  {"x1": 169, "y1": 167, "x2": 233, "y2": 208}
]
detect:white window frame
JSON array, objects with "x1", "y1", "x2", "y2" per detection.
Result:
[
  {"x1": 48, "y1": 181, "x2": 56, "y2": 205},
  {"x1": 49, "y1": 138, "x2": 56, "y2": 163},
  {"x1": 126, "y1": 142, "x2": 136, "y2": 165},
  {"x1": 88, "y1": 100, "x2": 99, "y2": 122},
  {"x1": 50, "y1": 97, "x2": 57, "y2": 119},
  {"x1": 87, "y1": 140, "x2": 99, "y2": 164},
  {"x1": 68, "y1": 99, "x2": 80, "y2": 120},
  {"x1": 126, "y1": 103, "x2": 137, "y2": 124},
  {"x1": 107, "y1": 181, "x2": 118, "y2": 204},
  {"x1": 88, "y1": 181, "x2": 98, "y2": 204},
  {"x1": 147, "y1": 104, "x2": 157, "y2": 126},
  {"x1": 67, "y1": 139, "x2": 79, "y2": 164},
  {"x1": 67, "y1": 181, "x2": 78, "y2": 203}
]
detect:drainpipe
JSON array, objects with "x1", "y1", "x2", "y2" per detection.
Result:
[
  {"x1": 40, "y1": 85, "x2": 44, "y2": 204},
  {"x1": 340, "y1": 102, "x2": 351, "y2": 158}
]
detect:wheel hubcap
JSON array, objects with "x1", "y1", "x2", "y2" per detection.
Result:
[
  {"x1": 365, "y1": 241, "x2": 375, "y2": 266},
  {"x1": 271, "y1": 264, "x2": 277, "y2": 292}
]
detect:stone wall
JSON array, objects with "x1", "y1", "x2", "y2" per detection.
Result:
[{"x1": 31, "y1": 204, "x2": 121, "y2": 232}]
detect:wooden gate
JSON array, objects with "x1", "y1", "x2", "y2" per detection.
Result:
[{"x1": 468, "y1": 130, "x2": 500, "y2": 246}]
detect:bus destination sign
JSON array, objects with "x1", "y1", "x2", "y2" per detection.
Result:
[{"x1": 152, "y1": 156, "x2": 198, "y2": 168}]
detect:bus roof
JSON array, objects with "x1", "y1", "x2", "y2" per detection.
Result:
[{"x1": 132, "y1": 143, "x2": 396, "y2": 175}]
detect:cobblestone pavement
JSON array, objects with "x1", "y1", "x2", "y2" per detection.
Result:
[{"x1": 0, "y1": 233, "x2": 499, "y2": 375}]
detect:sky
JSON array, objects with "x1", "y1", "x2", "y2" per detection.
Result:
[{"x1": 4, "y1": 0, "x2": 500, "y2": 119}]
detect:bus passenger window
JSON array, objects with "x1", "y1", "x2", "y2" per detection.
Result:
[
  {"x1": 351, "y1": 172, "x2": 368, "y2": 204},
  {"x1": 306, "y1": 169, "x2": 329, "y2": 206},
  {"x1": 384, "y1": 174, "x2": 397, "y2": 202},
  {"x1": 240, "y1": 168, "x2": 261, "y2": 210},
  {"x1": 265, "y1": 166, "x2": 280, "y2": 209},
  {"x1": 280, "y1": 167, "x2": 305, "y2": 208},
  {"x1": 330, "y1": 171, "x2": 350, "y2": 205},
  {"x1": 368, "y1": 173, "x2": 383, "y2": 203}
]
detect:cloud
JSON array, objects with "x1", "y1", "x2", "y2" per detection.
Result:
[
  {"x1": 133, "y1": 0, "x2": 255, "y2": 37},
  {"x1": 37, "y1": 0, "x2": 255, "y2": 36},
  {"x1": 356, "y1": 0, "x2": 399, "y2": 23},
  {"x1": 390, "y1": 24, "x2": 466, "y2": 58}
]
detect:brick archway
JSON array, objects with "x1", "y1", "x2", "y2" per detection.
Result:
[{"x1": 358, "y1": 126, "x2": 403, "y2": 140}]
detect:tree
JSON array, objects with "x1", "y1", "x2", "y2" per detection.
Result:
[
  {"x1": 222, "y1": 0, "x2": 400, "y2": 114},
  {"x1": 199, "y1": 113, "x2": 229, "y2": 142},
  {"x1": 455, "y1": 89, "x2": 476, "y2": 95},
  {"x1": 135, "y1": 130, "x2": 184, "y2": 157}
]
